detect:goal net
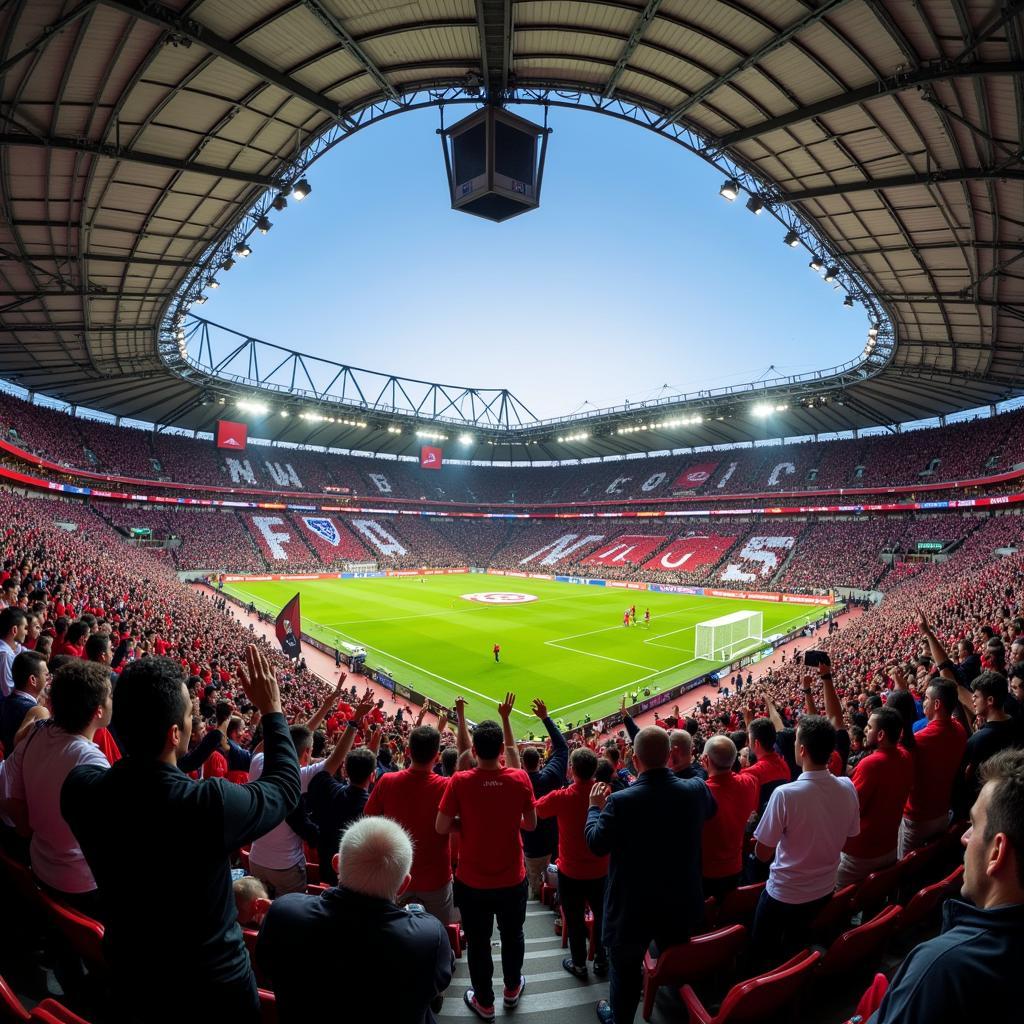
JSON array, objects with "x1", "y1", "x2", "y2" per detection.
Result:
[
  {"x1": 694, "y1": 610, "x2": 764, "y2": 662},
  {"x1": 344, "y1": 561, "x2": 378, "y2": 574}
]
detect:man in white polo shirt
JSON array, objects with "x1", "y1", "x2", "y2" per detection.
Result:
[{"x1": 750, "y1": 714, "x2": 860, "y2": 965}]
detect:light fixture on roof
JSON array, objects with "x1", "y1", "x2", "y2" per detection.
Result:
[
  {"x1": 255, "y1": 215, "x2": 272, "y2": 234},
  {"x1": 823, "y1": 265, "x2": 839, "y2": 282},
  {"x1": 237, "y1": 399, "x2": 268, "y2": 415},
  {"x1": 843, "y1": 294, "x2": 854, "y2": 307},
  {"x1": 459, "y1": 433, "x2": 475, "y2": 445},
  {"x1": 719, "y1": 178, "x2": 740, "y2": 201},
  {"x1": 292, "y1": 178, "x2": 311, "y2": 200},
  {"x1": 192, "y1": 294, "x2": 207, "y2": 305},
  {"x1": 808, "y1": 256, "x2": 824, "y2": 272},
  {"x1": 745, "y1": 195, "x2": 765, "y2": 215},
  {"x1": 867, "y1": 325, "x2": 879, "y2": 338},
  {"x1": 220, "y1": 256, "x2": 235, "y2": 271},
  {"x1": 783, "y1": 229, "x2": 800, "y2": 247},
  {"x1": 206, "y1": 277, "x2": 219, "y2": 289},
  {"x1": 271, "y1": 193, "x2": 288, "y2": 211},
  {"x1": 280, "y1": 410, "x2": 289, "y2": 417},
  {"x1": 233, "y1": 242, "x2": 252, "y2": 258}
]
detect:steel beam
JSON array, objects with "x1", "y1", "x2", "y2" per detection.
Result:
[
  {"x1": 717, "y1": 61, "x2": 1024, "y2": 148},
  {"x1": 301, "y1": 1, "x2": 399, "y2": 101},
  {"x1": 660, "y1": 0, "x2": 850, "y2": 127},
  {"x1": 603, "y1": 0, "x2": 664, "y2": 100},
  {"x1": 784, "y1": 166, "x2": 1024, "y2": 202},
  {"x1": 0, "y1": 133, "x2": 281, "y2": 187},
  {"x1": 475, "y1": 1, "x2": 513, "y2": 100},
  {"x1": 102, "y1": 0, "x2": 352, "y2": 127}
]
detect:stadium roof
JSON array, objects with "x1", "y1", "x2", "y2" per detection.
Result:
[{"x1": 0, "y1": 0, "x2": 1022, "y2": 461}]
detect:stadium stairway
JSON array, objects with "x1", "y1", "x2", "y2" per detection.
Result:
[{"x1": 439, "y1": 902, "x2": 682, "y2": 1023}]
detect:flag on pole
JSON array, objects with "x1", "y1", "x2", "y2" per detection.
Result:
[{"x1": 275, "y1": 593, "x2": 302, "y2": 659}]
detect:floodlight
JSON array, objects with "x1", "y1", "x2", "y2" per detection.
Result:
[
  {"x1": 192, "y1": 294, "x2": 207, "y2": 305},
  {"x1": 745, "y1": 195, "x2": 764, "y2": 215},
  {"x1": 719, "y1": 178, "x2": 740, "y2": 201},
  {"x1": 271, "y1": 193, "x2": 288, "y2": 211},
  {"x1": 868, "y1": 325, "x2": 879, "y2": 337},
  {"x1": 206, "y1": 277, "x2": 219, "y2": 289},
  {"x1": 220, "y1": 257, "x2": 235, "y2": 271},
  {"x1": 459, "y1": 434, "x2": 474, "y2": 445},
  {"x1": 783, "y1": 229, "x2": 800, "y2": 247},
  {"x1": 808, "y1": 256, "x2": 824, "y2": 272},
  {"x1": 823, "y1": 265, "x2": 839, "y2": 282},
  {"x1": 255, "y1": 215, "x2": 272, "y2": 234},
  {"x1": 843, "y1": 294, "x2": 854, "y2": 307},
  {"x1": 752, "y1": 402, "x2": 773, "y2": 417},
  {"x1": 292, "y1": 178, "x2": 311, "y2": 200},
  {"x1": 233, "y1": 242, "x2": 252, "y2": 258}
]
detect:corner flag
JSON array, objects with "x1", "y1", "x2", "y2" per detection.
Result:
[{"x1": 275, "y1": 593, "x2": 302, "y2": 659}]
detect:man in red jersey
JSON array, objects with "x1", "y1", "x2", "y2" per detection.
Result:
[
  {"x1": 701, "y1": 735, "x2": 759, "y2": 902},
  {"x1": 899, "y1": 678, "x2": 967, "y2": 857},
  {"x1": 436, "y1": 712, "x2": 537, "y2": 1022},
  {"x1": 838, "y1": 706, "x2": 914, "y2": 887},
  {"x1": 536, "y1": 747, "x2": 609, "y2": 979},
  {"x1": 740, "y1": 717, "x2": 792, "y2": 805},
  {"x1": 364, "y1": 724, "x2": 452, "y2": 924}
]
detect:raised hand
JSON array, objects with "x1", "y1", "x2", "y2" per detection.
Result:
[
  {"x1": 531, "y1": 697, "x2": 548, "y2": 719},
  {"x1": 589, "y1": 782, "x2": 611, "y2": 810},
  {"x1": 352, "y1": 687, "x2": 376, "y2": 723},
  {"x1": 454, "y1": 696, "x2": 466, "y2": 721},
  {"x1": 498, "y1": 691, "x2": 516, "y2": 720},
  {"x1": 334, "y1": 672, "x2": 348, "y2": 694},
  {"x1": 236, "y1": 644, "x2": 282, "y2": 716}
]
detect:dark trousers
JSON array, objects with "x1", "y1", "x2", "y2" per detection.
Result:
[
  {"x1": 608, "y1": 941, "x2": 649, "y2": 1024},
  {"x1": 702, "y1": 873, "x2": 741, "y2": 905},
  {"x1": 750, "y1": 889, "x2": 831, "y2": 969},
  {"x1": 454, "y1": 878, "x2": 528, "y2": 1007},
  {"x1": 557, "y1": 871, "x2": 607, "y2": 968}
]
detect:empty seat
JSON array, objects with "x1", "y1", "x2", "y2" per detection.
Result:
[
  {"x1": 35, "y1": 891, "x2": 106, "y2": 976},
  {"x1": 900, "y1": 865, "x2": 964, "y2": 932},
  {"x1": 680, "y1": 948, "x2": 822, "y2": 1024},
  {"x1": 0, "y1": 974, "x2": 30, "y2": 1022},
  {"x1": 642, "y1": 925, "x2": 746, "y2": 1021},
  {"x1": 809, "y1": 884, "x2": 856, "y2": 944},
  {"x1": 716, "y1": 882, "x2": 765, "y2": 927},
  {"x1": 816, "y1": 904, "x2": 902, "y2": 978}
]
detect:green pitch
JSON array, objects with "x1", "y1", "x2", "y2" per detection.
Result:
[{"x1": 223, "y1": 575, "x2": 832, "y2": 735}]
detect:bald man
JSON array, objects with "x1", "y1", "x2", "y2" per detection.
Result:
[
  {"x1": 669, "y1": 729, "x2": 707, "y2": 781},
  {"x1": 586, "y1": 726, "x2": 716, "y2": 1024}
]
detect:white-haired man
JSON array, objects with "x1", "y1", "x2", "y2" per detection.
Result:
[{"x1": 256, "y1": 816, "x2": 453, "y2": 1023}]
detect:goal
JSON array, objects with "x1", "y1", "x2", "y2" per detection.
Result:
[
  {"x1": 344, "y1": 561, "x2": 378, "y2": 574},
  {"x1": 694, "y1": 610, "x2": 764, "y2": 662}
]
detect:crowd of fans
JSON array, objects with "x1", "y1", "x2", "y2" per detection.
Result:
[
  {"x1": 5, "y1": 391, "x2": 1024, "y2": 506},
  {"x1": 0, "y1": 483, "x2": 1021, "y2": 1022}
]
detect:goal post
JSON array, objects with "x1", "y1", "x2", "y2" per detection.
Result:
[{"x1": 694, "y1": 610, "x2": 764, "y2": 662}]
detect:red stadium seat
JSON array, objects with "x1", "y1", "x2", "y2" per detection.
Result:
[
  {"x1": 258, "y1": 989, "x2": 278, "y2": 1024},
  {"x1": 29, "y1": 1002, "x2": 92, "y2": 1024},
  {"x1": 900, "y1": 865, "x2": 964, "y2": 932},
  {"x1": 850, "y1": 858, "x2": 908, "y2": 915},
  {"x1": 446, "y1": 923, "x2": 464, "y2": 958},
  {"x1": 558, "y1": 904, "x2": 596, "y2": 960},
  {"x1": 679, "y1": 949, "x2": 822, "y2": 1024},
  {"x1": 716, "y1": 882, "x2": 765, "y2": 927},
  {"x1": 815, "y1": 904, "x2": 902, "y2": 978},
  {"x1": 808, "y1": 884, "x2": 856, "y2": 944},
  {"x1": 0, "y1": 975, "x2": 30, "y2": 1021},
  {"x1": 35, "y1": 891, "x2": 106, "y2": 976},
  {"x1": 641, "y1": 925, "x2": 746, "y2": 1021},
  {"x1": 305, "y1": 862, "x2": 320, "y2": 885}
]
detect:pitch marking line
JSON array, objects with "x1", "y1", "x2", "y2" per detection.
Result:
[
  {"x1": 544, "y1": 641, "x2": 660, "y2": 673},
  {"x1": 304, "y1": 616, "x2": 534, "y2": 719}
]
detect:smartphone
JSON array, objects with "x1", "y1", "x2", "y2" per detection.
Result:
[{"x1": 803, "y1": 650, "x2": 831, "y2": 668}]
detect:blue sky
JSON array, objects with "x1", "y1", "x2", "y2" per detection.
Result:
[{"x1": 198, "y1": 104, "x2": 867, "y2": 420}]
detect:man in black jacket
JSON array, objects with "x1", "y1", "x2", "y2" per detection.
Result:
[
  {"x1": 869, "y1": 748, "x2": 1024, "y2": 1023},
  {"x1": 520, "y1": 697, "x2": 568, "y2": 899},
  {"x1": 62, "y1": 646, "x2": 300, "y2": 1024},
  {"x1": 585, "y1": 726, "x2": 716, "y2": 1024},
  {"x1": 256, "y1": 815, "x2": 453, "y2": 1023}
]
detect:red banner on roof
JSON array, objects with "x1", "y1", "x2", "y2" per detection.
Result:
[
  {"x1": 216, "y1": 420, "x2": 248, "y2": 451},
  {"x1": 420, "y1": 445, "x2": 443, "y2": 470},
  {"x1": 673, "y1": 461, "x2": 718, "y2": 489}
]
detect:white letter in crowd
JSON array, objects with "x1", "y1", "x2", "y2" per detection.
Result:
[
  {"x1": 640, "y1": 472, "x2": 667, "y2": 492},
  {"x1": 594, "y1": 542, "x2": 637, "y2": 564},
  {"x1": 367, "y1": 473, "x2": 392, "y2": 494},
  {"x1": 264, "y1": 462, "x2": 302, "y2": 488},
  {"x1": 605, "y1": 476, "x2": 632, "y2": 495},
  {"x1": 225, "y1": 458, "x2": 256, "y2": 485},
  {"x1": 716, "y1": 462, "x2": 737, "y2": 489},
  {"x1": 767, "y1": 462, "x2": 795, "y2": 487},
  {"x1": 252, "y1": 517, "x2": 292, "y2": 560},
  {"x1": 519, "y1": 533, "x2": 605, "y2": 567},
  {"x1": 719, "y1": 536, "x2": 795, "y2": 582},
  {"x1": 351, "y1": 519, "x2": 407, "y2": 556}
]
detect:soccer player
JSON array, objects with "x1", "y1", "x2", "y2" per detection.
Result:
[
  {"x1": 629, "y1": 604, "x2": 636, "y2": 624},
  {"x1": 622, "y1": 610, "x2": 630, "y2": 628},
  {"x1": 493, "y1": 643, "x2": 500, "y2": 663},
  {"x1": 643, "y1": 608, "x2": 651, "y2": 627}
]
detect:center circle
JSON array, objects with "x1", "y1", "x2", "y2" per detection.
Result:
[{"x1": 460, "y1": 592, "x2": 539, "y2": 604}]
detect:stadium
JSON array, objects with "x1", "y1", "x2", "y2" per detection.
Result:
[{"x1": 0, "y1": 2, "x2": 1023, "y2": 1023}]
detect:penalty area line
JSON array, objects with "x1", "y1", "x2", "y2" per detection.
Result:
[{"x1": 303, "y1": 616, "x2": 533, "y2": 718}]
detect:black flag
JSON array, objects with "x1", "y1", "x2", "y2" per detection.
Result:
[{"x1": 275, "y1": 593, "x2": 302, "y2": 660}]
